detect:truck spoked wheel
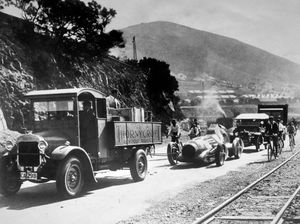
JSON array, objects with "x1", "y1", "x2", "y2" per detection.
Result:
[
  {"x1": 167, "y1": 143, "x2": 179, "y2": 165},
  {"x1": 56, "y1": 156, "x2": 85, "y2": 198},
  {"x1": 0, "y1": 161, "x2": 21, "y2": 196},
  {"x1": 130, "y1": 149, "x2": 148, "y2": 182},
  {"x1": 215, "y1": 145, "x2": 225, "y2": 166}
]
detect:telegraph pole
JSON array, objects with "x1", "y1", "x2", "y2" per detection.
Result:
[{"x1": 132, "y1": 36, "x2": 137, "y2": 60}]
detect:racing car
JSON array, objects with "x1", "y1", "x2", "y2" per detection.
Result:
[{"x1": 167, "y1": 124, "x2": 244, "y2": 166}]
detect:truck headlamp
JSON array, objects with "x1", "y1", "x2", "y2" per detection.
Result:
[
  {"x1": 38, "y1": 140, "x2": 48, "y2": 151},
  {"x1": 5, "y1": 141, "x2": 14, "y2": 151}
]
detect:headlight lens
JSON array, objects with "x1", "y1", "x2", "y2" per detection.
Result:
[
  {"x1": 38, "y1": 140, "x2": 48, "y2": 151},
  {"x1": 5, "y1": 141, "x2": 14, "y2": 151}
]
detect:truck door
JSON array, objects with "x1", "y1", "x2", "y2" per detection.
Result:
[{"x1": 96, "y1": 99, "x2": 108, "y2": 158}]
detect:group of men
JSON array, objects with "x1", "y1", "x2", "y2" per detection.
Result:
[
  {"x1": 261, "y1": 116, "x2": 297, "y2": 156},
  {"x1": 167, "y1": 118, "x2": 202, "y2": 143}
]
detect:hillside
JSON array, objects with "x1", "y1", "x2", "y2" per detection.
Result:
[
  {"x1": 0, "y1": 12, "x2": 149, "y2": 130},
  {"x1": 118, "y1": 21, "x2": 300, "y2": 92}
]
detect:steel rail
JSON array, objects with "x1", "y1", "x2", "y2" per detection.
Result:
[
  {"x1": 271, "y1": 185, "x2": 300, "y2": 224},
  {"x1": 192, "y1": 150, "x2": 300, "y2": 224}
]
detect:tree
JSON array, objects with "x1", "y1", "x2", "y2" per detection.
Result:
[
  {"x1": 2, "y1": 0, "x2": 124, "y2": 56},
  {"x1": 138, "y1": 57, "x2": 182, "y2": 122}
]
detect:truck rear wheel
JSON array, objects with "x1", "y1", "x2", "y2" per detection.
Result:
[
  {"x1": 130, "y1": 149, "x2": 148, "y2": 182},
  {"x1": 56, "y1": 156, "x2": 85, "y2": 198},
  {"x1": 0, "y1": 160, "x2": 21, "y2": 196}
]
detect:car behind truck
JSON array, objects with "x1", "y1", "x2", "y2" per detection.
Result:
[{"x1": 0, "y1": 88, "x2": 161, "y2": 198}]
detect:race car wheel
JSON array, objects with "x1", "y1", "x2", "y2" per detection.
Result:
[
  {"x1": 255, "y1": 136, "x2": 261, "y2": 152},
  {"x1": 167, "y1": 143, "x2": 179, "y2": 165},
  {"x1": 224, "y1": 147, "x2": 229, "y2": 161},
  {"x1": 234, "y1": 139, "x2": 244, "y2": 159},
  {"x1": 0, "y1": 159, "x2": 21, "y2": 197},
  {"x1": 215, "y1": 145, "x2": 225, "y2": 166},
  {"x1": 56, "y1": 156, "x2": 85, "y2": 198},
  {"x1": 130, "y1": 149, "x2": 148, "y2": 182}
]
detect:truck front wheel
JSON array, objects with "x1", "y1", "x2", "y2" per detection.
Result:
[
  {"x1": 130, "y1": 149, "x2": 148, "y2": 182},
  {"x1": 0, "y1": 160, "x2": 21, "y2": 196},
  {"x1": 56, "y1": 156, "x2": 85, "y2": 198}
]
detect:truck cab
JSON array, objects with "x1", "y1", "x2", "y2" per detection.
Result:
[{"x1": 0, "y1": 88, "x2": 161, "y2": 198}]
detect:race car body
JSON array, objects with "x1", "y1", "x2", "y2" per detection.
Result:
[{"x1": 167, "y1": 124, "x2": 244, "y2": 166}]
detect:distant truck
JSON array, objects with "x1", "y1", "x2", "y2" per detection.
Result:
[
  {"x1": 257, "y1": 104, "x2": 288, "y2": 125},
  {"x1": 0, "y1": 88, "x2": 162, "y2": 198}
]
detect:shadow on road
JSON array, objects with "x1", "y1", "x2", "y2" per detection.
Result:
[
  {"x1": 0, "y1": 181, "x2": 60, "y2": 210},
  {"x1": 0, "y1": 176, "x2": 134, "y2": 210},
  {"x1": 170, "y1": 162, "x2": 206, "y2": 170}
]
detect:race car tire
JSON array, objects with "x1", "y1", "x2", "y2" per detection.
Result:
[
  {"x1": 167, "y1": 143, "x2": 179, "y2": 165},
  {"x1": 215, "y1": 145, "x2": 225, "y2": 166},
  {"x1": 224, "y1": 146, "x2": 229, "y2": 161},
  {"x1": 255, "y1": 136, "x2": 261, "y2": 152},
  {"x1": 234, "y1": 139, "x2": 244, "y2": 159}
]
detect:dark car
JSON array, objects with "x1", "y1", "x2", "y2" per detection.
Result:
[
  {"x1": 233, "y1": 113, "x2": 269, "y2": 151},
  {"x1": 167, "y1": 124, "x2": 244, "y2": 167}
]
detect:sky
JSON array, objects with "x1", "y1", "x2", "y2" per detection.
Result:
[
  {"x1": 98, "y1": 0, "x2": 300, "y2": 64},
  {"x1": 2, "y1": 0, "x2": 300, "y2": 64}
]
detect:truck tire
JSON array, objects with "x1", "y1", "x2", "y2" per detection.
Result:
[
  {"x1": 167, "y1": 143, "x2": 179, "y2": 165},
  {"x1": 0, "y1": 160, "x2": 21, "y2": 196},
  {"x1": 56, "y1": 156, "x2": 85, "y2": 198},
  {"x1": 215, "y1": 145, "x2": 225, "y2": 167},
  {"x1": 130, "y1": 149, "x2": 148, "y2": 182}
]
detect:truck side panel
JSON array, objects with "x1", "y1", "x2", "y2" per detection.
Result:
[{"x1": 114, "y1": 122, "x2": 162, "y2": 147}]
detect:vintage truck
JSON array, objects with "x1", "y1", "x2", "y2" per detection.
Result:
[
  {"x1": 0, "y1": 88, "x2": 161, "y2": 198},
  {"x1": 233, "y1": 113, "x2": 269, "y2": 151}
]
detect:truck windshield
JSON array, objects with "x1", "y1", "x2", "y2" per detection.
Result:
[{"x1": 34, "y1": 100, "x2": 75, "y2": 121}]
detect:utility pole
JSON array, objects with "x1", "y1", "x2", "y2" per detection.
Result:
[{"x1": 132, "y1": 36, "x2": 137, "y2": 61}]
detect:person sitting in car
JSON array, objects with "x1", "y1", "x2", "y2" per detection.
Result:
[{"x1": 188, "y1": 119, "x2": 200, "y2": 139}]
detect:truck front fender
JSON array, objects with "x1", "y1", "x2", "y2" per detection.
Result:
[{"x1": 51, "y1": 146, "x2": 97, "y2": 184}]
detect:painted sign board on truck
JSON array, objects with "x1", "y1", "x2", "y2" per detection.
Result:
[{"x1": 114, "y1": 122, "x2": 162, "y2": 146}]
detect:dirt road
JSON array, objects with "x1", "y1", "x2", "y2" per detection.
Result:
[{"x1": 0, "y1": 144, "x2": 271, "y2": 224}]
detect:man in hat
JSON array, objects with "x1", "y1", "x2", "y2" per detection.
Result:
[
  {"x1": 265, "y1": 116, "x2": 279, "y2": 157},
  {"x1": 80, "y1": 101, "x2": 97, "y2": 155}
]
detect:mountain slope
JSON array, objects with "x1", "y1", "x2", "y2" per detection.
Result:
[{"x1": 120, "y1": 21, "x2": 300, "y2": 90}]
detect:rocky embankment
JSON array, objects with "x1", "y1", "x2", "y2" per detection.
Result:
[{"x1": 0, "y1": 12, "x2": 148, "y2": 131}]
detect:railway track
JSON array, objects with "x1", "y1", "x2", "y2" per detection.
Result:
[{"x1": 192, "y1": 150, "x2": 300, "y2": 224}]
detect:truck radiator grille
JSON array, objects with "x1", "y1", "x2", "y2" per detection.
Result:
[{"x1": 18, "y1": 142, "x2": 40, "y2": 166}]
